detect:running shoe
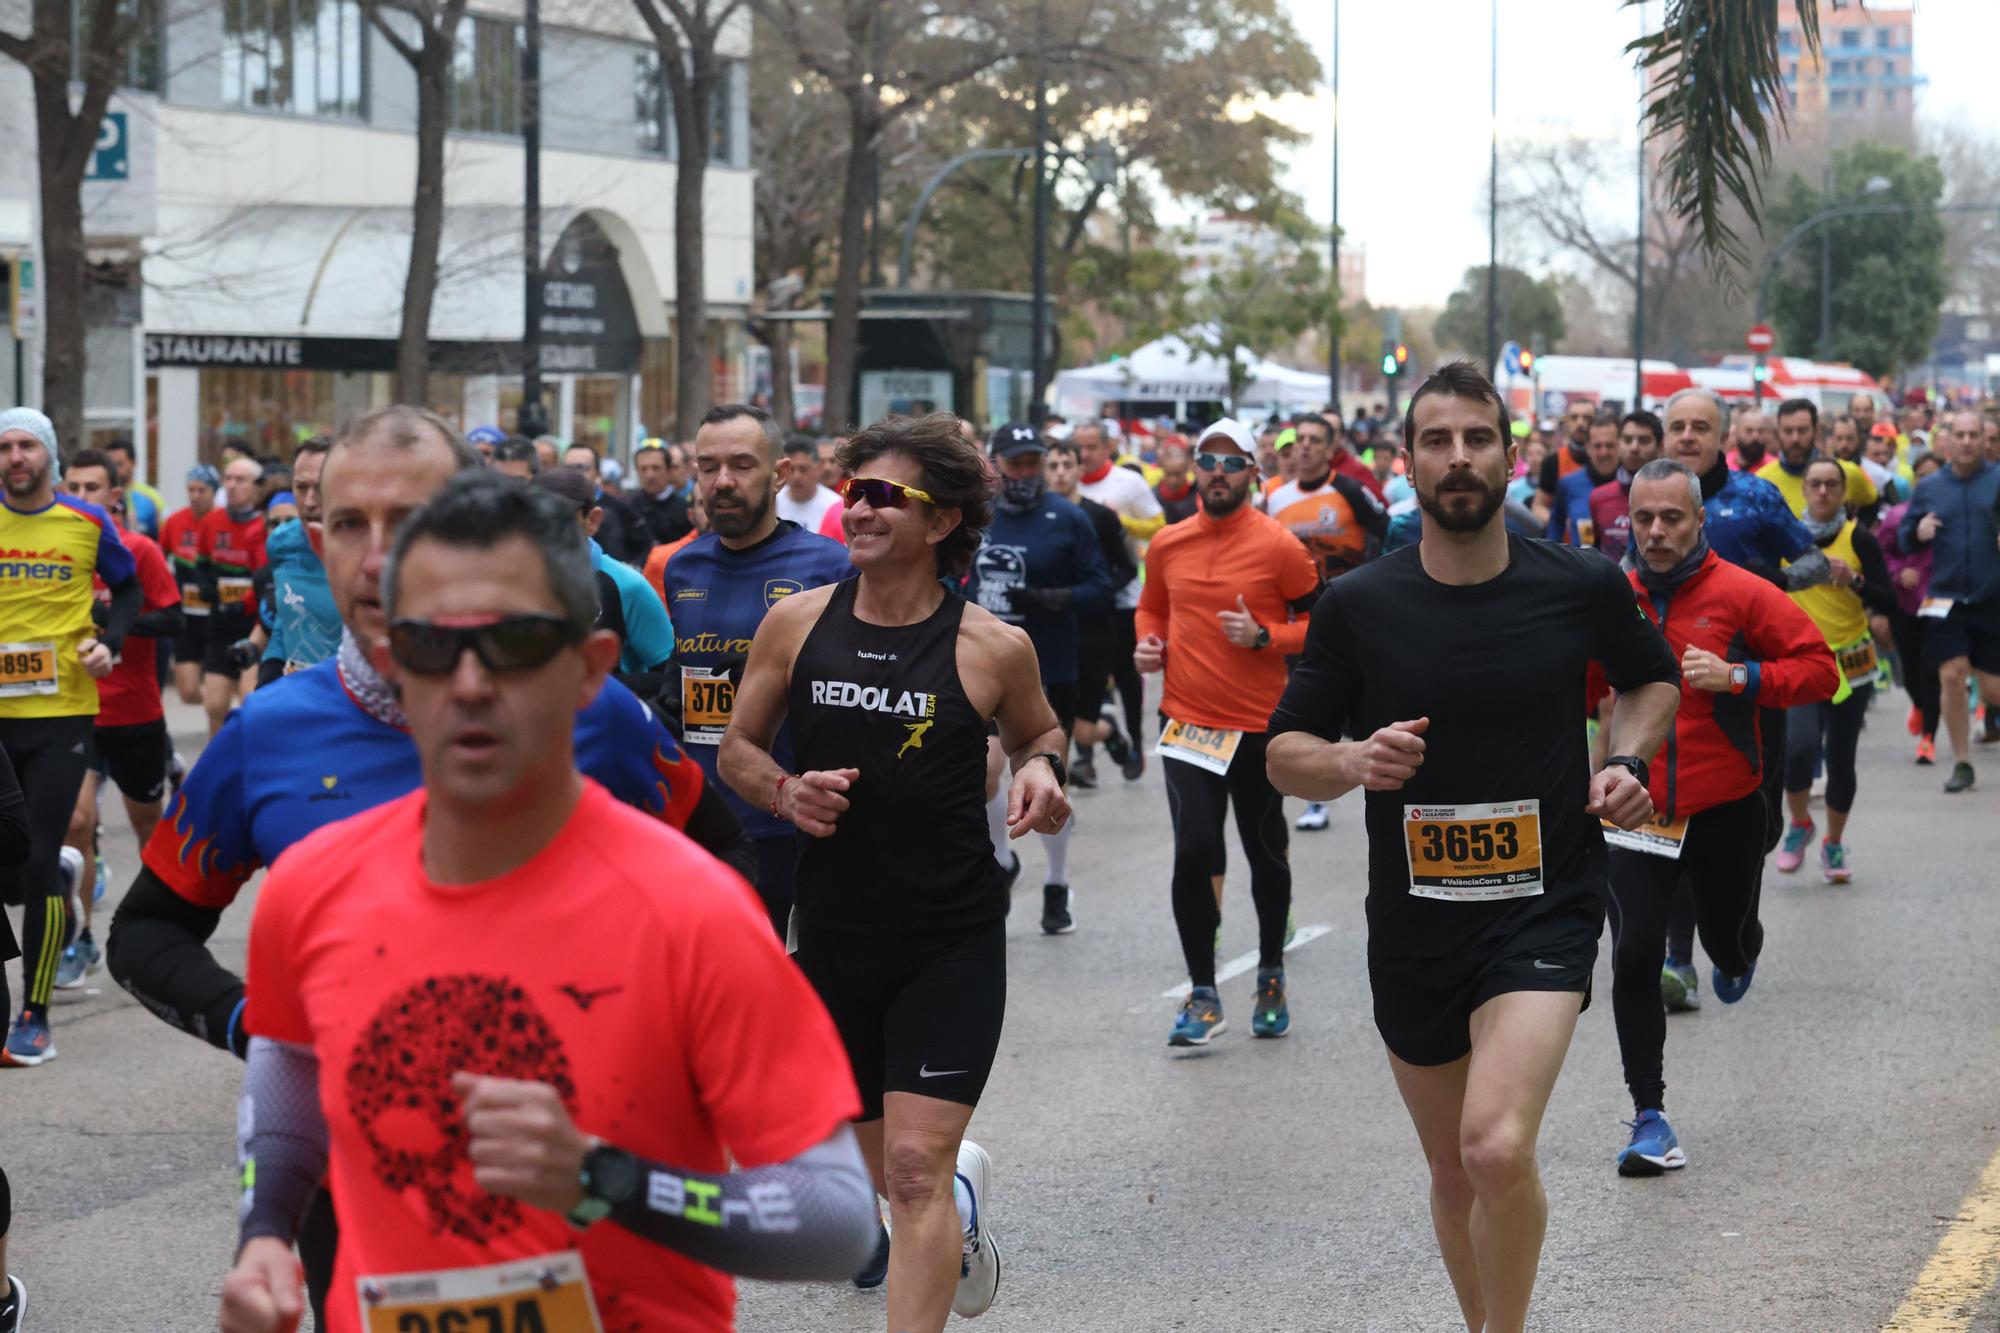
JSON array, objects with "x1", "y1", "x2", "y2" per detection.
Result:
[
  {"x1": 168, "y1": 749, "x2": 187, "y2": 795},
  {"x1": 1070, "y1": 759, "x2": 1097, "y2": 789},
  {"x1": 1040, "y1": 884, "x2": 1074, "y2": 935},
  {"x1": 1251, "y1": 968, "x2": 1290, "y2": 1038},
  {"x1": 1000, "y1": 852, "x2": 1022, "y2": 893},
  {"x1": 1102, "y1": 725, "x2": 1132, "y2": 767},
  {"x1": 0, "y1": 1274, "x2": 24, "y2": 1333},
  {"x1": 55, "y1": 929, "x2": 101, "y2": 990},
  {"x1": 1168, "y1": 987, "x2": 1226, "y2": 1046},
  {"x1": 1712, "y1": 963, "x2": 1756, "y2": 1005},
  {"x1": 1615, "y1": 1109, "x2": 1687, "y2": 1176},
  {"x1": 92, "y1": 834, "x2": 107, "y2": 903},
  {"x1": 1821, "y1": 842, "x2": 1852, "y2": 885},
  {"x1": 851, "y1": 1218, "x2": 889, "y2": 1289},
  {"x1": 1120, "y1": 750, "x2": 1145, "y2": 782},
  {"x1": 1775, "y1": 818, "x2": 1815, "y2": 873},
  {"x1": 1660, "y1": 956, "x2": 1701, "y2": 1012},
  {"x1": 1915, "y1": 734, "x2": 1937, "y2": 766},
  {"x1": 1944, "y1": 761, "x2": 1976, "y2": 794},
  {"x1": 2, "y1": 1010, "x2": 56, "y2": 1067},
  {"x1": 1907, "y1": 703, "x2": 1923, "y2": 736},
  {"x1": 1295, "y1": 802, "x2": 1330, "y2": 831},
  {"x1": 952, "y1": 1140, "x2": 1000, "y2": 1318},
  {"x1": 57, "y1": 846, "x2": 84, "y2": 950}
]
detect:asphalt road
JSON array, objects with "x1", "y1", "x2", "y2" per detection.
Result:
[{"x1": 6, "y1": 691, "x2": 1999, "y2": 1332}]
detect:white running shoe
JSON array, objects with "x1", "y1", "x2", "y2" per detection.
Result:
[
  {"x1": 1295, "y1": 802, "x2": 1330, "y2": 831},
  {"x1": 952, "y1": 1140, "x2": 1000, "y2": 1318},
  {"x1": 57, "y1": 845, "x2": 85, "y2": 948}
]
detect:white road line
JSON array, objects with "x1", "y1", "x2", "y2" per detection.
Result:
[{"x1": 1158, "y1": 923, "x2": 1333, "y2": 1001}]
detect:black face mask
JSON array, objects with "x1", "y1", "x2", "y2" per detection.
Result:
[{"x1": 998, "y1": 473, "x2": 1046, "y2": 513}]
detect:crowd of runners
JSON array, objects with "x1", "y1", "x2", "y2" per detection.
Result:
[{"x1": 0, "y1": 362, "x2": 1995, "y2": 1331}]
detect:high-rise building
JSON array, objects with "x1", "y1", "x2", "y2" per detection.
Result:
[{"x1": 1774, "y1": 3, "x2": 1924, "y2": 134}]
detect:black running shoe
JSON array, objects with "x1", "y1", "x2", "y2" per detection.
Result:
[
  {"x1": 852, "y1": 1222, "x2": 889, "y2": 1289},
  {"x1": 0, "y1": 1274, "x2": 24, "y2": 1333},
  {"x1": 1040, "y1": 883, "x2": 1075, "y2": 935}
]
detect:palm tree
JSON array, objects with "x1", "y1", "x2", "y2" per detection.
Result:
[{"x1": 1630, "y1": 0, "x2": 1823, "y2": 272}]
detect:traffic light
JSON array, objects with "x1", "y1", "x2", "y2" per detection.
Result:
[
  {"x1": 1395, "y1": 343, "x2": 1409, "y2": 370},
  {"x1": 1381, "y1": 350, "x2": 1398, "y2": 377},
  {"x1": 1751, "y1": 362, "x2": 1770, "y2": 384},
  {"x1": 1519, "y1": 348, "x2": 1535, "y2": 374}
]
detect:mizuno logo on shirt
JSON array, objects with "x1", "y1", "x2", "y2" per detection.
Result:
[{"x1": 809, "y1": 679, "x2": 937, "y2": 719}]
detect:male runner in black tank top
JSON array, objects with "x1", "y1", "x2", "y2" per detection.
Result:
[{"x1": 720, "y1": 412, "x2": 1069, "y2": 1333}]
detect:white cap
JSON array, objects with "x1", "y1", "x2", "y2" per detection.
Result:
[{"x1": 1194, "y1": 417, "x2": 1255, "y2": 456}]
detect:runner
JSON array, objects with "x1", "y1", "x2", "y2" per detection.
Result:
[
  {"x1": 161, "y1": 464, "x2": 218, "y2": 709},
  {"x1": 661, "y1": 402, "x2": 855, "y2": 935},
  {"x1": 1073, "y1": 420, "x2": 1163, "y2": 784},
  {"x1": 1898, "y1": 409, "x2": 2000, "y2": 793},
  {"x1": 561, "y1": 441, "x2": 651, "y2": 566},
  {"x1": 1756, "y1": 398, "x2": 1877, "y2": 519},
  {"x1": 53, "y1": 450, "x2": 181, "y2": 989},
  {"x1": 1135, "y1": 417, "x2": 1319, "y2": 1045},
  {"x1": 0, "y1": 409, "x2": 141, "y2": 1068},
  {"x1": 196, "y1": 456, "x2": 268, "y2": 738},
  {"x1": 1775, "y1": 457, "x2": 1898, "y2": 881},
  {"x1": 216, "y1": 471, "x2": 875, "y2": 1333},
  {"x1": 530, "y1": 468, "x2": 676, "y2": 688},
  {"x1": 1586, "y1": 410, "x2": 1664, "y2": 563},
  {"x1": 1727, "y1": 407, "x2": 1772, "y2": 474},
  {"x1": 103, "y1": 440, "x2": 161, "y2": 541},
  {"x1": 107, "y1": 404, "x2": 749, "y2": 1323},
  {"x1": 1535, "y1": 398, "x2": 1600, "y2": 503},
  {"x1": 254, "y1": 436, "x2": 340, "y2": 683},
  {"x1": 1044, "y1": 438, "x2": 1139, "y2": 789},
  {"x1": 489, "y1": 436, "x2": 540, "y2": 480},
  {"x1": 775, "y1": 434, "x2": 844, "y2": 531},
  {"x1": 634, "y1": 438, "x2": 695, "y2": 543},
  {"x1": 1265, "y1": 363, "x2": 1680, "y2": 1333},
  {"x1": 720, "y1": 411, "x2": 1071, "y2": 1331},
  {"x1": 1600, "y1": 459, "x2": 1837, "y2": 1175},
  {"x1": 964, "y1": 422, "x2": 1110, "y2": 934},
  {"x1": 1153, "y1": 438, "x2": 1200, "y2": 525},
  {"x1": 1544, "y1": 412, "x2": 1620, "y2": 548},
  {"x1": 1878, "y1": 448, "x2": 1944, "y2": 764}
]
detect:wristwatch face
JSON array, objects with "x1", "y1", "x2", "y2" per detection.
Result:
[
  {"x1": 1731, "y1": 664, "x2": 1748, "y2": 687},
  {"x1": 585, "y1": 1147, "x2": 641, "y2": 1206}
]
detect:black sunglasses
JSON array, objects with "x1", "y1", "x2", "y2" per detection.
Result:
[
  {"x1": 1194, "y1": 452, "x2": 1254, "y2": 474},
  {"x1": 387, "y1": 615, "x2": 584, "y2": 676}
]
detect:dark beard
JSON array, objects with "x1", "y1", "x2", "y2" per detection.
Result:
[
  {"x1": 1418, "y1": 475, "x2": 1503, "y2": 533},
  {"x1": 1202, "y1": 480, "x2": 1248, "y2": 516},
  {"x1": 707, "y1": 487, "x2": 772, "y2": 538}
]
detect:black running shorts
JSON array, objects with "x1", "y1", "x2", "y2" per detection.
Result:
[
  {"x1": 172, "y1": 613, "x2": 206, "y2": 669},
  {"x1": 88, "y1": 719, "x2": 169, "y2": 804},
  {"x1": 792, "y1": 920, "x2": 1006, "y2": 1123},
  {"x1": 1924, "y1": 597, "x2": 2000, "y2": 677},
  {"x1": 202, "y1": 612, "x2": 252, "y2": 677},
  {"x1": 1368, "y1": 890, "x2": 1601, "y2": 1067}
]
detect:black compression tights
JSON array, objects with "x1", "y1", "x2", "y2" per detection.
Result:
[
  {"x1": 0, "y1": 716, "x2": 94, "y2": 1019},
  {"x1": 1162, "y1": 731, "x2": 1290, "y2": 988},
  {"x1": 1109, "y1": 610, "x2": 1146, "y2": 747},
  {"x1": 1785, "y1": 686, "x2": 1872, "y2": 816},
  {"x1": 1604, "y1": 791, "x2": 1767, "y2": 1113}
]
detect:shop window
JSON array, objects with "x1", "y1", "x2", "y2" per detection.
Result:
[
  {"x1": 450, "y1": 13, "x2": 520, "y2": 136},
  {"x1": 633, "y1": 51, "x2": 742, "y2": 164},
  {"x1": 197, "y1": 368, "x2": 340, "y2": 465},
  {"x1": 573, "y1": 378, "x2": 621, "y2": 456},
  {"x1": 221, "y1": 0, "x2": 367, "y2": 119},
  {"x1": 638, "y1": 338, "x2": 676, "y2": 439},
  {"x1": 74, "y1": 0, "x2": 162, "y2": 92}
]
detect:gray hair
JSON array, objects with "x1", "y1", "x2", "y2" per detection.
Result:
[
  {"x1": 1664, "y1": 387, "x2": 1727, "y2": 426},
  {"x1": 383, "y1": 470, "x2": 598, "y2": 632},
  {"x1": 335, "y1": 404, "x2": 482, "y2": 473},
  {"x1": 1632, "y1": 457, "x2": 1704, "y2": 510}
]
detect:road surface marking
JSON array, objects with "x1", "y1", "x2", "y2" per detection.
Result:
[
  {"x1": 1883, "y1": 1142, "x2": 2000, "y2": 1331},
  {"x1": 1158, "y1": 924, "x2": 1333, "y2": 1001}
]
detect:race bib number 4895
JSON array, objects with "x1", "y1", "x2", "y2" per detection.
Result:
[{"x1": 1403, "y1": 800, "x2": 1544, "y2": 901}]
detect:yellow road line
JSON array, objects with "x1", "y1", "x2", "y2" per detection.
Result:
[{"x1": 1885, "y1": 1144, "x2": 2000, "y2": 1331}]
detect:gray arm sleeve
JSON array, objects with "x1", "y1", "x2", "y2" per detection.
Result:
[
  {"x1": 608, "y1": 1127, "x2": 879, "y2": 1282},
  {"x1": 1783, "y1": 547, "x2": 1832, "y2": 591},
  {"x1": 237, "y1": 1036, "x2": 329, "y2": 1252}
]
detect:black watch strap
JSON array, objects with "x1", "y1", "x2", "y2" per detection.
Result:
[
  {"x1": 1031, "y1": 750, "x2": 1069, "y2": 788},
  {"x1": 1606, "y1": 754, "x2": 1649, "y2": 789}
]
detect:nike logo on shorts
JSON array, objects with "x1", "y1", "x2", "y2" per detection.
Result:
[
  {"x1": 919, "y1": 1064, "x2": 968, "y2": 1078},
  {"x1": 1532, "y1": 959, "x2": 1563, "y2": 971}
]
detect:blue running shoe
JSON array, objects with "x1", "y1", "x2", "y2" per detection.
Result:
[
  {"x1": 93, "y1": 840, "x2": 108, "y2": 904},
  {"x1": 1, "y1": 1010, "x2": 56, "y2": 1067},
  {"x1": 56, "y1": 929, "x2": 101, "y2": 990},
  {"x1": 1251, "y1": 968, "x2": 1290, "y2": 1038},
  {"x1": 851, "y1": 1218, "x2": 889, "y2": 1289},
  {"x1": 1616, "y1": 1109, "x2": 1687, "y2": 1176},
  {"x1": 1660, "y1": 956, "x2": 1700, "y2": 1012},
  {"x1": 1168, "y1": 987, "x2": 1227, "y2": 1046},
  {"x1": 1712, "y1": 962, "x2": 1757, "y2": 1005}
]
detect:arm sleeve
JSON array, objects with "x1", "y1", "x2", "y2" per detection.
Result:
[
  {"x1": 1332, "y1": 473, "x2": 1390, "y2": 538},
  {"x1": 683, "y1": 780, "x2": 756, "y2": 886},
  {"x1": 1134, "y1": 540, "x2": 1168, "y2": 643},
  {"x1": 1267, "y1": 587, "x2": 1359, "y2": 740},
  {"x1": 106, "y1": 867, "x2": 245, "y2": 1055},
  {"x1": 131, "y1": 602, "x2": 184, "y2": 640},
  {"x1": 1742, "y1": 579, "x2": 1841, "y2": 709},
  {"x1": 1063, "y1": 509, "x2": 1114, "y2": 613},
  {"x1": 1849, "y1": 526, "x2": 1899, "y2": 618},
  {"x1": 93, "y1": 508, "x2": 137, "y2": 586},
  {"x1": 1117, "y1": 475, "x2": 1165, "y2": 540},
  {"x1": 1781, "y1": 547, "x2": 1832, "y2": 591},
  {"x1": 606, "y1": 1129, "x2": 878, "y2": 1282},
  {"x1": 98, "y1": 575, "x2": 142, "y2": 654},
  {"x1": 236, "y1": 1037, "x2": 329, "y2": 1251},
  {"x1": 0, "y1": 743, "x2": 29, "y2": 866},
  {"x1": 1592, "y1": 562, "x2": 1681, "y2": 694}
]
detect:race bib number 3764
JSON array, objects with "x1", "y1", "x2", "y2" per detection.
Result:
[{"x1": 1402, "y1": 800, "x2": 1544, "y2": 901}]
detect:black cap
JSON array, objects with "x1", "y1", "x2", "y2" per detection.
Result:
[{"x1": 988, "y1": 422, "x2": 1044, "y2": 460}]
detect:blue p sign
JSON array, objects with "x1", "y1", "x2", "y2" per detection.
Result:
[{"x1": 88, "y1": 113, "x2": 129, "y2": 181}]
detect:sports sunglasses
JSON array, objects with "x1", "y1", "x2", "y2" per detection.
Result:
[
  {"x1": 387, "y1": 614, "x2": 584, "y2": 676},
  {"x1": 838, "y1": 475, "x2": 935, "y2": 509}
]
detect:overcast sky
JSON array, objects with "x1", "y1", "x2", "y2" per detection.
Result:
[{"x1": 1266, "y1": 0, "x2": 1996, "y2": 310}]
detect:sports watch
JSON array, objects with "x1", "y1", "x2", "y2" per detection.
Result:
[
  {"x1": 1604, "y1": 755, "x2": 1650, "y2": 790},
  {"x1": 1728, "y1": 663, "x2": 1749, "y2": 695},
  {"x1": 1252, "y1": 625, "x2": 1272, "y2": 651},
  {"x1": 568, "y1": 1140, "x2": 641, "y2": 1229},
  {"x1": 1030, "y1": 751, "x2": 1070, "y2": 788}
]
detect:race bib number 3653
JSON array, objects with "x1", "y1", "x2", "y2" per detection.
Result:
[
  {"x1": 358, "y1": 1251, "x2": 603, "y2": 1333},
  {"x1": 1403, "y1": 800, "x2": 1543, "y2": 901}
]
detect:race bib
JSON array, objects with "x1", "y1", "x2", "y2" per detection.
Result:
[
  {"x1": 358, "y1": 1251, "x2": 602, "y2": 1333},
  {"x1": 1602, "y1": 811, "x2": 1691, "y2": 860},
  {"x1": 1155, "y1": 718, "x2": 1242, "y2": 775},
  {"x1": 1403, "y1": 800, "x2": 1543, "y2": 901},
  {"x1": 180, "y1": 583, "x2": 210, "y2": 615},
  {"x1": 217, "y1": 576, "x2": 253, "y2": 604},
  {"x1": 1833, "y1": 634, "x2": 1878, "y2": 701},
  {"x1": 0, "y1": 641, "x2": 58, "y2": 697},
  {"x1": 1918, "y1": 597, "x2": 1955, "y2": 620},
  {"x1": 680, "y1": 664, "x2": 734, "y2": 746},
  {"x1": 1577, "y1": 518, "x2": 1596, "y2": 548}
]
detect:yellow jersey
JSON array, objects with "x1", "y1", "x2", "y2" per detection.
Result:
[{"x1": 0, "y1": 494, "x2": 136, "y2": 717}]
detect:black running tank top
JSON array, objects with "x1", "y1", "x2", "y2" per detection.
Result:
[{"x1": 789, "y1": 579, "x2": 1000, "y2": 933}]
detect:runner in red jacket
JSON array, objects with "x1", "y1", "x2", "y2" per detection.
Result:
[{"x1": 1594, "y1": 459, "x2": 1838, "y2": 1179}]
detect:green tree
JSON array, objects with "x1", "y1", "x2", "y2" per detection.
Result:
[
  {"x1": 1432, "y1": 266, "x2": 1566, "y2": 359},
  {"x1": 1766, "y1": 143, "x2": 1946, "y2": 380},
  {"x1": 1176, "y1": 220, "x2": 1339, "y2": 413}
]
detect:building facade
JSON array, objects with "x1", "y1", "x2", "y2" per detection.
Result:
[
  {"x1": 1775, "y1": 3, "x2": 1924, "y2": 131},
  {"x1": 0, "y1": 0, "x2": 755, "y2": 505}
]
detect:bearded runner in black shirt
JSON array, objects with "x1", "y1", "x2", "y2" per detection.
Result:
[
  {"x1": 1267, "y1": 362, "x2": 1679, "y2": 1333},
  {"x1": 720, "y1": 412, "x2": 1069, "y2": 1333}
]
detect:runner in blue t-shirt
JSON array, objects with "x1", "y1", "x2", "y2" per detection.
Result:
[{"x1": 1544, "y1": 413, "x2": 1618, "y2": 547}]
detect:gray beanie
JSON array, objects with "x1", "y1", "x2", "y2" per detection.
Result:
[{"x1": 0, "y1": 407, "x2": 59, "y2": 477}]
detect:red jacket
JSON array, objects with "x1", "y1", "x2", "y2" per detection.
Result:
[{"x1": 1609, "y1": 550, "x2": 1838, "y2": 819}]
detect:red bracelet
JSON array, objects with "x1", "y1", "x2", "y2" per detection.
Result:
[{"x1": 771, "y1": 774, "x2": 793, "y2": 818}]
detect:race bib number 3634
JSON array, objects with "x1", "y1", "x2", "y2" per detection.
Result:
[
  {"x1": 1403, "y1": 800, "x2": 1544, "y2": 901},
  {"x1": 358, "y1": 1251, "x2": 603, "y2": 1333}
]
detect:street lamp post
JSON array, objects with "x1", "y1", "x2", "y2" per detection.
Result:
[
  {"x1": 1485, "y1": 0, "x2": 1498, "y2": 378},
  {"x1": 519, "y1": 0, "x2": 547, "y2": 437},
  {"x1": 1328, "y1": 0, "x2": 1340, "y2": 417},
  {"x1": 1029, "y1": 0, "x2": 1050, "y2": 416}
]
